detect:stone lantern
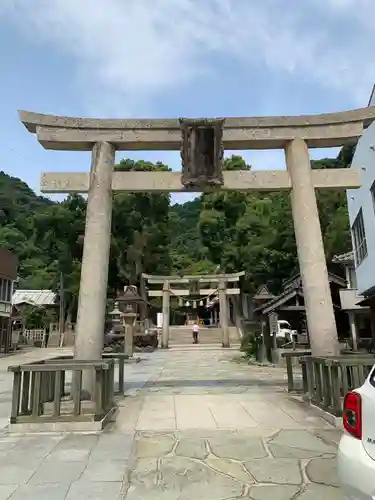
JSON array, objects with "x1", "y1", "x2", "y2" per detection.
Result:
[
  {"x1": 108, "y1": 301, "x2": 122, "y2": 333},
  {"x1": 117, "y1": 285, "x2": 145, "y2": 357}
]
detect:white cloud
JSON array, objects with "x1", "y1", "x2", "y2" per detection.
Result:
[{"x1": 2, "y1": 0, "x2": 375, "y2": 112}]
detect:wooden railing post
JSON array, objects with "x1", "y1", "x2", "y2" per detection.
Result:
[
  {"x1": 314, "y1": 362, "x2": 323, "y2": 406},
  {"x1": 11, "y1": 369, "x2": 21, "y2": 422},
  {"x1": 282, "y1": 350, "x2": 311, "y2": 394},
  {"x1": 73, "y1": 370, "x2": 82, "y2": 416},
  {"x1": 118, "y1": 357, "x2": 124, "y2": 394},
  {"x1": 341, "y1": 365, "x2": 349, "y2": 395},
  {"x1": 301, "y1": 360, "x2": 308, "y2": 394},
  {"x1": 21, "y1": 371, "x2": 30, "y2": 415},
  {"x1": 31, "y1": 372, "x2": 42, "y2": 418},
  {"x1": 331, "y1": 364, "x2": 341, "y2": 416},
  {"x1": 94, "y1": 367, "x2": 103, "y2": 418},
  {"x1": 351, "y1": 365, "x2": 360, "y2": 388},
  {"x1": 286, "y1": 356, "x2": 294, "y2": 392},
  {"x1": 52, "y1": 371, "x2": 62, "y2": 418},
  {"x1": 322, "y1": 363, "x2": 332, "y2": 410},
  {"x1": 107, "y1": 362, "x2": 115, "y2": 408},
  {"x1": 306, "y1": 357, "x2": 315, "y2": 401}
]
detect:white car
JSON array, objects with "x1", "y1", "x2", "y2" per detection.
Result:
[{"x1": 337, "y1": 364, "x2": 375, "y2": 499}]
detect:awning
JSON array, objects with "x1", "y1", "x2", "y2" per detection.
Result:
[{"x1": 356, "y1": 293, "x2": 375, "y2": 307}]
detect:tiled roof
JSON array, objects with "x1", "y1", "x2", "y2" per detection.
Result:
[
  {"x1": 253, "y1": 284, "x2": 275, "y2": 300},
  {"x1": 12, "y1": 289, "x2": 57, "y2": 306}
]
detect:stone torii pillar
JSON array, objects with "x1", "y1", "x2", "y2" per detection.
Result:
[
  {"x1": 219, "y1": 279, "x2": 230, "y2": 348},
  {"x1": 74, "y1": 142, "x2": 115, "y2": 366},
  {"x1": 161, "y1": 280, "x2": 170, "y2": 348},
  {"x1": 285, "y1": 138, "x2": 339, "y2": 357}
]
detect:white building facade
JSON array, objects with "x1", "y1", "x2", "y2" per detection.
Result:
[{"x1": 347, "y1": 86, "x2": 375, "y2": 344}]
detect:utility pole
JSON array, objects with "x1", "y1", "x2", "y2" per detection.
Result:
[{"x1": 59, "y1": 272, "x2": 65, "y2": 335}]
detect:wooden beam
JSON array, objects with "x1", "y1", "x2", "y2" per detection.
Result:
[{"x1": 278, "y1": 306, "x2": 306, "y2": 311}]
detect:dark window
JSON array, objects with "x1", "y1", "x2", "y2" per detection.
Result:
[
  {"x1": 0, "y1": 278, "x2": 11, "y2": 303},
  {"x1": 6, "y1": 280, "x2": 11, "y2": 302},
  {"x1": 352, "y1": 209, "x2": 368, "y2": 266}
]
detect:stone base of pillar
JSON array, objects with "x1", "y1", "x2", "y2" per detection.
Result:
[
  {"x1": 124, "y1": 331, "x2": 134, "y2": 357},
  {"x1": 257, "y1": 344, "x2": 267, "y2": 363}
]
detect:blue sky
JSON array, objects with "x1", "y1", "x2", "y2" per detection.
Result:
[{"x1": 1, "y1": 0, "x2": 375, "y2": 204}]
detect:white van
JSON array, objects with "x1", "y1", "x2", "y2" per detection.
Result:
[{"x1": 276, "y1": 320, "x2": 297, "y2": 341}]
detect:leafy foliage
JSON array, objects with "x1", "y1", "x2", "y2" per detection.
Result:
[
  {"x1": 0, "y1": 147, "x2": 354, "y2": 322},
  {"x1": 240, "y1": 331, "x2": 263, "y2": 359},
  {"x1": 19, "y1": 305, "x2": 57, "y2": 329}
]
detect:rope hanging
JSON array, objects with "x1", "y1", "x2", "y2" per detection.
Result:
[{"x1": 169, "y1": 287, "x2": 219, "y2": 307}]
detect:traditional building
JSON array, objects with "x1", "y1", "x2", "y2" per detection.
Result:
[
  {"x1": 12, "y1": 289, "x2": 56, "y2": 309},
  {"x1": 254, "y1": 272, "x2": 348, "y2": 344},
  {"x1": 0, "y1": 248, "x2": 18, "y2": 354}
]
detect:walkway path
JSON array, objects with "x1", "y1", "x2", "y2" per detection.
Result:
[{"x1": 0, "y1": 348, "x2": 343, "y2": 499}]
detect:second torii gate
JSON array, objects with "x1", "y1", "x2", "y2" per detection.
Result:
[{"x1": 143, "y1": 272, "x2": 244, "y2": 348}]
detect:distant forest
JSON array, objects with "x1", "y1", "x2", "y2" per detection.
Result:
[{"x1": 0, "y1": 144, "x2": 355, "y2": 322}]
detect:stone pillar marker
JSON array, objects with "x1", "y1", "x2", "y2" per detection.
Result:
[
  {"x1": 348, "y1": 312, "x2": 358, "y2": 352},
  {"x1": 285, "y1": 138, "x2": 339, "y2": 357},
  {"x1": 75, "y1": 141, "x2": 115, "y2": 367},
  {"x1": 219, "y1": 279, "x2": 230, "y2": 348},
  {"x1": 123, "y1": 316, "x2": 135, "y2": 357},
  {"x1": 161, "y1": 281, "x2": 170, "y2": 348}
]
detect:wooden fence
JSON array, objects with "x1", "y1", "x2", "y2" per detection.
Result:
[
  {"x1": 8, "y1": 359, "x2": 115, "y2": 425},
  {"x1": 37, "y1": 353, "x2": 131, "y2": 395},
  {"x1": 23, "y1": 329, "x2": 47, "y2": 347},
  {"x1": 300, "y1": 355, "x2": 375, "y2": 416},
  {"x1": 282, "y1": 350, "x2": 311, "y2": 393}
]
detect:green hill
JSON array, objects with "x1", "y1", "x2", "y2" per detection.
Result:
[{"x1": 0, "y1": 147, "x2": 354, "y2": 319}]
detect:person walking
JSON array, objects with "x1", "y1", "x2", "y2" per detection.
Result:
[{"x1": 192, "y1": 323, "x2": 199, "y2": 344}]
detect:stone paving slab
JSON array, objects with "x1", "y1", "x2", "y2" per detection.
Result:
[
  {"x1": 123, "y1": 429, "x2": 342, "y2": 499},
  {"x1": 0, "y1": 347, "x2": 343, "y2": 499}
]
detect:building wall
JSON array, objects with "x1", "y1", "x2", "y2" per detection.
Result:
[
  {"x1": 0, "y1": 248, "x2": 18, "y2": 280},
  {"x1": 0, "y1": 248, "x2": 17, "y2": 319},
  {"x1": 0, "y1": 248, "x2": 17, "y2": 353},
  {"x1": 347, "y1": 120, "x2": 375, "y2": 295}
]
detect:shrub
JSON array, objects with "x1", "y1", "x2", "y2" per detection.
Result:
[{"x1": 240, "y1": 331, "x2": 262, "y2": 359}]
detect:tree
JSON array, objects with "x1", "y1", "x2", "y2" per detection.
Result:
[
  {"x1": 0, "y1": 145, "x2": 354, "y2": 320},
  {"x1": 20, "y1": 304, "x2": 57, "y2": 329},
  {"x1": 109, "y1": 159, "x2": 172, "y2": 292},
  {"x1": 198, "y1": 154, "x2": 352, "y2": 294}
]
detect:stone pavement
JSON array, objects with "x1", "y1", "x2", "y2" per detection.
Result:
[{"x1": 0, "y1": 347, "x2": 343, "y2": 499}]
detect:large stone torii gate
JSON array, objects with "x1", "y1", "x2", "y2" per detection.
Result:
[{"x1": 18, "y1": 107, "x2": 375, "y2": 360}]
